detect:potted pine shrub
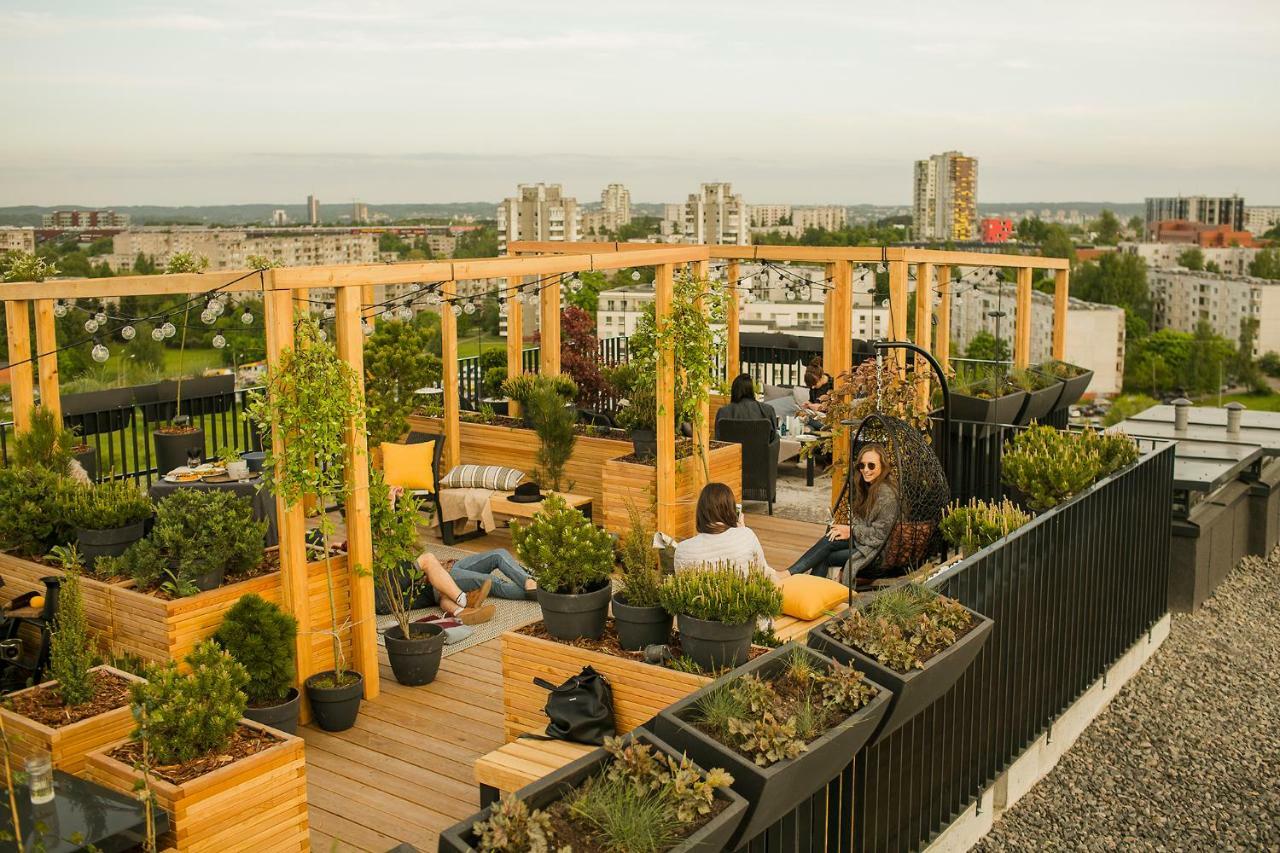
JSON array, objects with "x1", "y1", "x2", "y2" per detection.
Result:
[
  {"x1": 658, "y1": 564, "x2": 782, "y2": 672},
  {"x1": 214, "y1": 593, "x2": 301, "y2": 734},
  {"x1": 0, "y1": 465, "x2": 79, "y2": 559},
  {"x1": 808, "y1": 584, "x2": 993, "y2": 742},
  {"x1": 69, "y1": 479, "x2": 154, "y2": 569},
  {"x1": 939, "y1": 497, "x2": 1034, "y2": 558},
  {"x1": 654, "y1": 644, "x2": 890, "y2": 846},
  {"x1": 1000, "y1": 425, "x2": 1139, "y2": 512},
  {"x1": 371, "y1": 471, "x2": 445, "y2": 686},
  {"x1": 525, "y1": 382, "x2": 578, "y2": 492},
  {"x1": 0, "y1": 555, "x2": 144, "y2": 774},
  {"x1": 438, "y1": 731, "x2": 747, "y2": 853},
  {"x1": 611, "y1": 505, "x2": 671, "y2": 650},
  {"x1": 512, "y1": 493, "x2": 615, "y2": 641},
  {"x1": 249, "y1": 317, "x2": 367, "y2": 731},
  {"x1": 501, "y1": 373, "x2": 577, "y2": 428},
  {"x1": 150, "y1": 489, "x2": 267, "y2": 591}
]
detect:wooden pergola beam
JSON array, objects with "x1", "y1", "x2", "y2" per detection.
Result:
[
  {"x1": 654, "y1": 263, "x2": 677, "y2": 535},
  {"x1": 34, "y1": 300, "x2": 61, "y2": 422},
  {"x1": 1014, "y1": 266, "x2": 1034, "y2": 368},
  {"x1": 726, "y1": 260, "x2": 741, "y2": 380},
  {"x1": 5, "y1": 300, "x2": 34, "y2": 431},
  {"x1": 539, "y1": 274, "x2": 561, "y2": 376},
  {"x1": 914, "y1": 262, "x2": 934, "y2": 410},
  {"x1": 505, "y1": 276, "x2": 524, "y2": 418},
  {"x1": 888, "y1": 260, "x2": 909, "y2": 369},
  {"x1": 440, "y1": 278, "x2": 461, "y2": 469},
  {"x1": 1052, "y1": 268, "x2": 1070, "y2": 361},
  {"x1": 935, "y1": 265, "x2": 952, "y2": 373}
]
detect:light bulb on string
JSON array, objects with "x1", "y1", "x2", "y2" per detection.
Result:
[
  {"x1": 451, "y1": 303, "x2": 463, "y2": 317},
  {"x1": 120, "y1": 325, "x2": 136, "y2": 341},
  {"x1": 322, "y1": 306, "x2": 335, "y2": 319},
  {"x1": 361, "y1": 320, "x2": 373, "y2": 337},
  {"x1": 162, "y1": 322, "x2": 177, "y2": 338},
  {"x1": 463, "y1": 301, "x2": 476, "y2": 315},
  {"x1": 212, "y1": 334, "x2": 226, "y2": 349},
  {"x1": 94, "y1": 312, "x2": 107, "y2": 325},
  {"x1": 91, "y1": 343, "x2": 109, "y2": 363},
  {"x1": 152, "y1": 327, "x2": 166, "y2": 342},
  {"x1": 53, "y1": 302, "x2": 68, "y2": 318},
  {"x1": 84, "y1": 318, "x2": 99, "y2": 333},
  {"x1": 630, "y1": 270, "x2": 641, "y2": 281},
  {"x1": 207, "y1": 299, "x2": 223, "y2": 315},
  {"x1": 240, "y1": 311, "x2": 253, "y2": 325},
  {"x1": 426, "y1": 293, "x2": 441, "y2": 306},
  {"x1": 397, "y1": 305, "x2": 413, "y2": 322},
  {"x1": 201, "y1": 309, "x2": 217, "y2": 325}
]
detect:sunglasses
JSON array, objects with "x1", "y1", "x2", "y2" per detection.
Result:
[{"x1": 856, "y1": 462, "x2": 878, "y2": 471}]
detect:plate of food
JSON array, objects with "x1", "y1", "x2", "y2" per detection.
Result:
[{"x1": 164, "y1": 471, "x2": 203, "y2": 483}]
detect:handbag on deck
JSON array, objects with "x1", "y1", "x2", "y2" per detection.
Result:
[{"x1": 531, "y1": 665, "x2": 616, "y2": 745}]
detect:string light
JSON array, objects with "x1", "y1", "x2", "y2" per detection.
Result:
[
  {"x1": 53, "y1": 302, "x2": 68, "y2": 318},
  {"x1": 152, "y1": 327, "x2": 166, "y2": 342},
  {"x1": 451, "y1": 303, "x2": 463, "y2": 317},
  {"x1": 630, "y1": 270, "x2": 641, "y2": 281},
  {"x1": 361, "y1": 320, "x2": 373, "y2": 337},
  {"x1": 463, "y1": 301, "x2": 476, "y2": 315},
  {"x1": 212, "y1": 334, "x2": 227, "y2": 349},
  {"x1": 94, "y1": 312, "x2": 107, "y2": 325},
  {"x1": 120, "y1": 325, "x2": 136, "y2": 341},
  {"x1": 201, "y1": 309, "x2": 217, "y2": 324},
  {"x1": 241, "y1": 311, "x2": 254, "y2": 325},
  {"x1": 91, "y1": 343, "x2": 109, "y2": 363},
  {"x1": 161, "y1": 322, "x2": 177, "y2": 338}
]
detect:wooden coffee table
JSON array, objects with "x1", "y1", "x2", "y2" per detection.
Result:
[{"x1": 489, "y1": 491, "x2": 594, "y2": 524}]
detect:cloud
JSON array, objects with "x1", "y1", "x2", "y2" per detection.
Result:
[{"x1": 255, "y1": 29, "x2": 693, "y2": 53}]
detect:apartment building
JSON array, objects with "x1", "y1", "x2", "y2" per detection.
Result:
[
  {"x1": 1244, "y1": 206, "x2": 1280, "y2": 236},
  {"x1": 497, "y1": 183, "x2": 580, "y2": 253},
  {"x1": 793, "y1": 206, "x2": 848, "y2": 232},
  {"x1": 307, "y1": 195, "x2": 320, "y2": 225},
  {"x1": 0, "y1": 226, "x2": 36, "y2": 254},
  {"x1": 1148, "y1": 269, "x2": 1280, "y2": 355},
  {"x1": 751, "y1": 204, "x2": 792, "y2": 227},
  {"x1": 981, "y1": 218, "x2": 1015, "y2": 244},
  {"x1": 1144, "y1": 195, "x2": 1245, "y2": 233},
  {"x1": 107, "y1": 228, "x2": 378, "y2": 273},
  {"x1": 949, "y1": 283, "x2": 1126, "y2": 394},
  {"x1": 271, "y1": 209, "x2": 289, "y2": 226},
  {"x1": 913, "y1": 151, "x2": 978, "y2": 241},
  {"x1": 600, "y1": 183, "x2": 631, "y2": 232},
  {"x1": 41, "y1": 210, "x2": 130, "y2": 228},
  {"x1": 682, "y1": 183, "x2": 748, "y2": 245},
  {"x1": 352, "y1": 202, "x2": 370, "y2": 224},
  {"x1": 1120, "y1": 242, "x2": 1261, "y2": 277}
]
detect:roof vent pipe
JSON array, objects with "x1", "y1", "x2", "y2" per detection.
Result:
[
  {"x1": 1172, "y1": 398, "x2": 1191, "y2": 433},
  {"x1": 1225, "y1": 401, "x2": 1244, "y2": 436}
]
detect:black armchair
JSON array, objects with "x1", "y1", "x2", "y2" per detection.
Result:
[{"x1": 715, "y1": 418, "x2": 780, "y2": 515}]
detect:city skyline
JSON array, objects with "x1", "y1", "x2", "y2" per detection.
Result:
[{"x1": 3, "y1": 1, "x2": 1277, "y2": 206}]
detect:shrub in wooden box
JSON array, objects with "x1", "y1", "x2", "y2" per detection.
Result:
[
  {"x1": 601, "y1": 442, "x2": 742, "y2": 539},
  {"x1": 500, "y1": 628, "x2": 711, "y2": 741},
  {"x1": 85, "y1": 720, "x2": 309, "y2": 853},
  {"x1": 0, "y1": 665, "x2": 144, "y2": 776}
]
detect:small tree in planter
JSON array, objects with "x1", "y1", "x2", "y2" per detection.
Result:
[
  {"x1": 939, "y1": 498, "x2": 1034, "y2": 558},
  {"x1": 150, "y1": 489, "x2": 266, "y2": 592},
  {"x1": 501, "y1": 373, "x2": 577, "y2": 420},
  {"x1": 68, "y1": 479, "x2": 154, "y2": 570},
  {"x1": 249, "y1": 316, "x2": 366, "y2": 732},
  {"x1": 364, "y1": 319, "x2": 443, "y2": 446},
  {"x1": 11, "y1": 405, "x2": 76, "y2": 475},
  {"x1": 654, "y1": 644, "x2": 889, "y2": 845},
  {"x1": 370, "y1": 471, "x2": 445, "y2": 686},
  {"x1": 0, "y1": 466, "x2": 79, "y2": 558},
  {"x1": 612, "y1": 503, "x2": 670, "y2": 651},
  {"x1": 525, "y1": 383, "x2": 577, "y2": 493},
  {"x1": 440, "y1": 732, "x2": 746, "y2": 853},
  {"x1": 657, "y1": 564, "x2": 782, "y2": 672},
  {"x1": 214, "y1": 594, "x2": 300, "y2": 734},
  {"x1": 511, "y1": 494, "x2": 614, "y2": 641}
]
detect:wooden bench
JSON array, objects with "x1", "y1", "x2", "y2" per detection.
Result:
[{"x1": 475, "y1": 730, "x2": 595, "y2": 806}]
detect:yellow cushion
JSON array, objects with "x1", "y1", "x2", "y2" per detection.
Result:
[
  {"x1": 381, "y1": 440, "x2": 437, "y2": 492},
  {"x1": 781, "y1": 574, "x2": 849, "y2": 621}
]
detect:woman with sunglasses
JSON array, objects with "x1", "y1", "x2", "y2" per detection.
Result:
[{"x1": 785, "y1": 443, "x2": 899, "y2": 582}]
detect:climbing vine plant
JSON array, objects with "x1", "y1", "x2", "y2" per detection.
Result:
[{"x1": 248, "y1": 316, "x2": 365, "y2": 683}]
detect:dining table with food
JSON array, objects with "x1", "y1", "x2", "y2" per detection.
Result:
[{"x1": 147, "y1": 460, "x2": 279, "y2": 547}]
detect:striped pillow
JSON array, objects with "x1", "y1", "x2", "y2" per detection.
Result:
[{"x1": 439, "y1": 464, "x2": 526, "y2": 491}]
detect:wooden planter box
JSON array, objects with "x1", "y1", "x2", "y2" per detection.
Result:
[
  {"x1": 602, "y1": 442, "x2": 742, "y2": 539},
  {"x1": 408, "y1": 415, "x2": 633, "y2": 526},
  {"x1": 500, "y1": 629, "x2": 711, "y2": 742},
  {"x1": 85, "y1": 720, "x2": 309, "y2": 852},
  {"x1": 0, "y1": 665, "x2": 144, "y2": 776},
  {"x1": 0, "y1": 551, "x2": 129, "y2": 647}
]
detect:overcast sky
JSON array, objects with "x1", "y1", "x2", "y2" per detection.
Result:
[{"x1": 3, "y1": 0, "x2": 1277, "y2": 207}]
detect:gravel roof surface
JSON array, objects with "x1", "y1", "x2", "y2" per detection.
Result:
[{"x1": 977, "y1": 548, "x2": 1280, "y2": 852}]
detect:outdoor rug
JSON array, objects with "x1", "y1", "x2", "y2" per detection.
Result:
[{"x1": 374, "y1": 543, "x2": 543, "y2": 658}]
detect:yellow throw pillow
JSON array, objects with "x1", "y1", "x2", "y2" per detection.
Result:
[
  {"x1": 781, "y1": 574, "x2": 849, "y2": 621},
  {"x1": 381, "y1": 440, "x2": 437, "y2": 492}
]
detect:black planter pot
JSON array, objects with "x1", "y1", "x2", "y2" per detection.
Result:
[
  {"x1": 480, "y1": 398, "x2": 510, "y2": 416},
  {"x1": 243, "y1": 687, "x2": 301, "y2": 735},
  {"x1": 38, "y1": 576, "x2": 62, "y2": 621},
  {"x1": 611, "y1": 594, "x2": 673, "y2": 651},
  {"x1": 305, "y1": 670, "x2": 363, "y2": 732},
  {"x1": 950, "y1": 386, "x2": 1027, "y2": 425},
  {"x1": 630, "y1": 428, "x2": 657, "y2": 459},
  {"x1": 676, "y1": 614, "x2": 753, "y2": 672},
  {"x1": 437, "y1": 730, "x2": 747, "y2": 853},
  {"x1": 537, "y1": 580, "x2": 612, "y2": 641},
  {"x1": 384, "y1": 622, "x2": 446, "y2": 686},
  {"x1": 1014, "y1": 378, "x2": 1067, "y2": 425},
  {"x1": 1055, "y1": 367, "x2": 1095, "y2": 410},
  {"x1": 76, "y1": 521, "x2": 147, "y2": 569},
  {"x1": 72, "y1": 446, "x2": 97, "y2": 482},
  {"x1": 653, "y1": 643, "x2": 891, "y2": 847},
  {"x1": 184, "y1": 562, "x2": 224, "y2": 592},
  {"x1": 808, "y1": 601, "x2": 994, "y2": 744},
  {"x1": 153, "y1": 427, "x2": 205, "y2": 476},
  {"x1": 242, "y1": 451, "x2": 266, "y2": 473}
]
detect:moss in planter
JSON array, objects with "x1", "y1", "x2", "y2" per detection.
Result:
[{"x1": 825, "y1": 584, "x2": 974, "y2": 673}]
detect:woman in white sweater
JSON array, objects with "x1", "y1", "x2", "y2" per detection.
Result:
[{"x1": 673, "y1": 483, "x2": 788, "y2": 585}]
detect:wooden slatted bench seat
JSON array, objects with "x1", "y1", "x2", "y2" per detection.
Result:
[
  {"x1": 773, "y1": 601, "x2": 848, "y2": 643},
  {"x1": 474, "y1": 729, "x2": 595, "y2": 806}
]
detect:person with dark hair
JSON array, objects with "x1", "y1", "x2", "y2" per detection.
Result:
[
  {"x1": 715, "y1": 373, "x2": 778, "y2": 439},
  {"x1": 799, "y1": 357, "x2": 834, "y2": 431},
  {"x1": 785, "y1": 443, "x2": 899, "y2": 582},
  {"x1": 673, "y1": 482, "x2": 787, "y2": 583}
]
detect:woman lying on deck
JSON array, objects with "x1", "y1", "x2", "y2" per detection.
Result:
[
  {"x1": 673, "y1": 482, "x2": 789, "y2": 585},
  {"x1": 785, "y1": 443, "x2": 899, "y2": 584}
]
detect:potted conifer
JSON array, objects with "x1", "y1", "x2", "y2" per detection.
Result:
[
  {"x1": 69, "y1": 479, "x2": 154, "y2": 570},
  {"x1": 512, "y1": 494, "x2": 615, "y2": 641},
  {"x1": 658, "y1": 563, "x2": 782, "y2": 672},
  {"x1": 214, "y1": 593, "x2": 301, "y2": 734}
]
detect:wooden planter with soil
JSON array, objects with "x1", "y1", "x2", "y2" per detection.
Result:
[
  {"x1": 0, "y1": 665, "x2": 145, "y2": 776},
  {"x1": 407, "y1": 415, "x2": 633, "y2": 526},
  {"x1": 501, "y1": 625, "x2": 712, "y2": 741},
  {"x1": 85, "y1": 719, "x2": 309, "y2": 852},
  {"x1": 601, "y1": 442, "x2": 742, "y2": 540},
  {"x1": 0, "y1": 551, "x2": 129, "y2": 646}
]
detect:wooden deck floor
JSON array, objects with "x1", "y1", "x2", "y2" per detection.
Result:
[{"x1": 305, "y1": 512, "x2": 827, "y2": 851}]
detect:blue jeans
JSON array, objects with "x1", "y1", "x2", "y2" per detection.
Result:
[
  {"x1": 449, "y1": 549, "x2": 531, "y2": 600},
  {"x1": 786, "y1": 534, "x2": 851, "y2": 577}
]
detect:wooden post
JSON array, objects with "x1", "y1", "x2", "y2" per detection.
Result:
[
  {"x1": 505, "y1": 276, "x2": 524, "y2": 419},
  {"x1": 829, "y1": 261, "x2": 853, "y2": 504},
  {"x1": 888, "y1": 260, "x2": 909, "y2": 369},
  {"x1": 334, "y1": 285, "x2": 378, "y2": 700},
  {"x1": 539, "y1": 274, "x2": 561, "y2": 377},
  {"x1": 654, "y1": 263, "x2": 676, "y2": 536},
  {"x1": 913, "y1": 262, "x2": 934, "y2": 410},
  {"x1": 823, "y1": 263, "x2": 838, "y2": 379},
  {"x1": 5, "y1": 301, "x2": 34, "y2": 431},
  {"x1": 935, "y1": 265, "x2": 952, "y2": 373},
  {"x1": 1014, "y1": 266, "x2": 1033, "y2": 368},
  {"x1": 726, "y1": 260, "x2": 741, "y2": 379},
  {"x1": 440, "y1": 278, "x2": 461, "y2": 470},
  {"x1": 34, "y1": 299, "x2": 61, "y2": 422},
  {"x1": 362, "y1": 285, "x2": 377, "y2": 328},
  {"x1": 1052, "y1": 268, "x2": 1070, "y2": 361},
  {"x1": 693, "y1": 259, "x2": 710, "y2": 477},
  {"x1": 263, "y1": 285, "x2": 314, "y2": 707}
]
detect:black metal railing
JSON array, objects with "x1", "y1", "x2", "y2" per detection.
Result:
[{"x1": 736, "y1": 440, "x2": 1176, "y2": 852}]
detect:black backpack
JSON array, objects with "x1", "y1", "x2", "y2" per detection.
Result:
[{"x1": 531, "y1": 666, "x2": 616, "y2": 745}]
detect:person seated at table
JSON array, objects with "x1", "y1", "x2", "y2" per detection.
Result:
[
  {"x1": 674, "y1": 483, "x2": 788, "y2": 585},
  {"x1": 716, "y1": 373, "x2": 778, "y2": 439},
  {"x1": 785, "y1": 443, "x2": 899, "y2": 583},
  {"x1": 799, "y1": 358, "x2": 833, "y2": 431}
]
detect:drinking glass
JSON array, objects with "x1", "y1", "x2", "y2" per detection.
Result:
[{"x1": 25, "y1": 753, "x2": 54, "y2": 804}]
